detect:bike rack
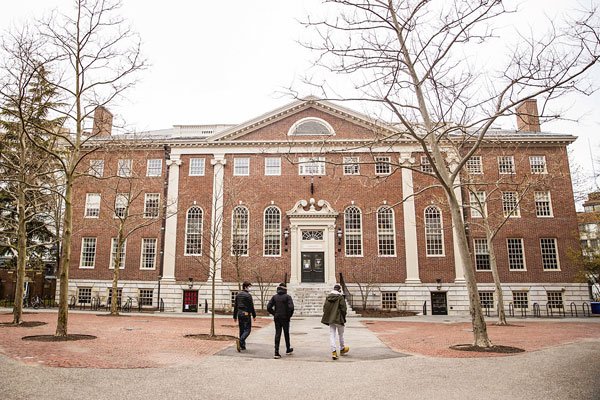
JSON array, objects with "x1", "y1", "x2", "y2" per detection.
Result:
[
  {"x1": 532, "y1": 302, "x2": 541, "y2": 317},
  {"x1": 582, "y1": 302, "x2": 591, "y2": 317},
  {"x1": 569, "y1": 302, "x2": 578, "y2": 317},
  {"x1": 422, "y1": 301, "x2": 427, "y2": 316}
]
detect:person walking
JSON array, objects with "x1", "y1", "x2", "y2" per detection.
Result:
[
  {"x1": 267, "y1": 283, "x2": 295, "y2": 359},
  {"x1": 233, "y1": 281, "x2": 256, "y2": 352},
  {"x1": 321, "y1": 284, "x2": 349, "y2": 360}
]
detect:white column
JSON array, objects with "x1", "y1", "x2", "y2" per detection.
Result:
[
  {"x1": 210, "y1": 155, "x2": 226, "y2": 283},
  {"x1": 400, "y1": 153, "x2": 420, "y2": 283},
  {"x1": 452, "y1": 170, "x2": 466, "y2": 283},
  {"x1": 163, "y1": 155, "x2": 182, "y2": 281},
  {"x1": 289, "y1": 223, "x2": 300, "y2": 285}
]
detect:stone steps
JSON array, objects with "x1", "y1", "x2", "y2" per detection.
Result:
[{"x1": 290, "y1": 286, "x2": 357, "y2": 317}]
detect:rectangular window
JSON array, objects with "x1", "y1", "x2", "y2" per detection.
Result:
[
  {"x1": 139, "y1": 289, "x2": 154, "y2": 306},
  {"x1": 512, "y1": 291, "x2": 528, "y2": 309},
  {"x1": 375, "y1": 156, "x2": 391, "y2": 175},
  {"x1": 89, "y1": 159, "x2": 104, "y2": 177},
  {"x1": 264, "y1": 157, "x2": 281, "y2": 176},
  {"x1": 117, "y1": 159, "x2": 132, "y2": 177},
  {"x1": 343, "y1": 157, "x2": 360, "y2": 175},
  {"x1": 498, "y1": 156, "x2": 515, "y2": 174},
  {"x1": 502, "y1": 191, "x2": 520, "y2": 218},
  {"x1": 234, "y1": 158, "x2": 250, "y2": 176},
  {"x1": 530, "y1": 156, "x2": 547, "y2": 174},
  {"x1": 469, "y1": 191, "x2": 487, "y2": 218},
  {"x1": 547, "y1": 291, "x2": 563, "y2": 309},
  {"x1": 80, "y1": 237, "x2": 97, "y2": 268},
  {"x1": 77, "y1": 287, "x2": 92, "y2": 304},
  {"x1": 535, "y1": 191, "x2": 553, "y2": 217},
  {"x1": 230, "y1": 291, "x2": 239, "y2": 308},
  {"x1": 110, "y1": 238, "x2": 126, "y2": 270},
  {"x1": 381, "y1": 292, "x2": 397, "y2": 310},
  {"x1": 478, "y1": 291, "x2": 494, "y2": 309},
  {"x1": 85, "y1": 193, "x2": 101, "y2": 218},
  {"x1": 107, "y1": 288, "x2": 122, "y2": 307},
  {"x1": 540, "y1": 238, "x2": 560, "y2": 270},
  {"x1": 114, "y1": 193, "x2": 128, "y2": 218},
  {"x1": 474, "y1": 238, "x2": 491, "y2": 270},
  {"x1": 378, "y1": 208, "x2": 396, "y2": 256},
  {"x1": 298, "y1": 157, "x2": 326, "y2": 176},
  {"x1": 144, "y1": 193, "x2": 160, "y2": 218},
  {"x1": 189, "y1": 158, "x2": 205, "y2": 176},
  {"x1": 146, "y1": 159, "x2": 162, "y2": 177},
  {"x1": 140, "y1": 238, "x2": 157, "y2": 269},
  {"x1": 466, "y1": 156, "x2": 483, "y2": 174},
  {"x1": 420, "y1": 156, "x2": 433, "y2": 173},
  {"x1": 507, "y1": 238, "x2": 525, "y2": 270}
]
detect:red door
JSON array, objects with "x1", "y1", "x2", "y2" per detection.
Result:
[{"x1": 182, "y1": 290, "x2": 198, "y2": 312}]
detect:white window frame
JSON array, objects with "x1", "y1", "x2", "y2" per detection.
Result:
[
  {"x1": 79, "y1": 237, "x2": 97, "y2": 269},
  {"x1": 298, "y1": 157, "x2": 326, "y2": 176},
  {"x1": 512, "y1": 291, "x2": 529, "y2": 309},
  {"x1": 507, "y1": 238, "x2": 526, "y2": 271},
  {"x1": 78, "y1": 287, "x2": 92, "y2": 304},
  {"x1": 189, "y1": 158, "x2": 206, "y2": 176},
  {"x1": 420, "y1": 156, "x2": 433, "y2": 173},
  {"x1": 231, "y1": 205, "x2": 249, "y2": 256},
  {"x1": 344, "y1": 206, "x2": 363, "y2": 257},
  {"x1": 184, "y1": 206, "x2": 203, "y2": 256},
  {"x1": 343, "y1": 156, "x2": 360, "y2": 175},
  {"x1": 377, "y1": 206, "x2": 396, "y2": 256},
  {"x1": 535, "y1": 191, "x2": 553, "y2": 217},
  {"x1": 110, "y1": 238, "x2": 126, "y2": 270},
  {"x1": 139, "y1": 289, "x2": 154, "y2": 306},
  {"x1": 425, "y1": 205, "x2": 445, "y2": 256},
  {"x1": 84, "y1": 193, "x2": 101, "y2": 218},
  {"x1": 375, "y1": 156, "x2": 391, "y2": 176},
  {"x1": 469, "y1": 191, "x2": 487, "y2": 218},
  {"x1": 146, "y1": 159, "x2": 162, "y2": 177},
  {"x1": 264, "y1": 157, "x2": 281, "y2": 176},
  {"x1": 263, "y1": 206, "x2": 281, "y2": 256},
  {"x1": 140, "y1": 238, "x2": 157, "y2": 270},
  {"x1": 114, "y1": 193, "x2": 129, "y2": 219},
  {"x1": 117, "y1": 159, "x2": 132, "y2": 177},
  {"x1": 529, "y1": 155, "x2": 547, "y2": 174},
  {"x1": 466, "y1": 156, "x2": 483, "y2": 174},
  {"x1": 287, "y1": 117, "x2": 335, "y2": 136},
  {"x1": 234, "y1": 158, "x2": 250, "y2": 176},
  {"x1": 502, "y1": 191, "x2": 520, "y2": 218},
  {"x1": 540, "y1": 238, "x2": 560, "y2": 271},
  {"x1": 144, "y1": 193, "x2": 160, "y2": 218},
  {"x1": 89, "y1": 159, "x2": 104, "y2": 178},
  {"x1": 498, "y1": 156, "x2": 515, "y2": 174},
  {"x1": 474, "y1": 238, "x2": 490, "y2": 271}
]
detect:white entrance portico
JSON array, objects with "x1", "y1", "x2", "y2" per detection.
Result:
[{"x1": 287, "y1": 199, "x2": 339, "y2": 286}]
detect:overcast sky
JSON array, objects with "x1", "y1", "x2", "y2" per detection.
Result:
[{"x1": 2, "y1": 0, "x2": 600, "y2": 198}]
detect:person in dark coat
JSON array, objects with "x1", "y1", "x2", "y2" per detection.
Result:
[
  {"x1": 321, "y1": 284, "x2": 349, "y2": 360},
  {"x1": 233, "y1": 281, "x2": 256, "y2": 352},
  {"x1": 267, "y1": 283, "x2": 295, "y2": 359}
]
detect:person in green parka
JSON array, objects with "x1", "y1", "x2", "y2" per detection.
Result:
[{"x1": 321, "y1": 284, "x2": 349, "y2": 360}]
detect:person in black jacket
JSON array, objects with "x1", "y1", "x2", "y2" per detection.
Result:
[
  {"x1": 267, "y1": 283, "x2": 295, "y2": 359},
  {"x1": 233, "y1": 281, "x2": 256, "y2": 352}
]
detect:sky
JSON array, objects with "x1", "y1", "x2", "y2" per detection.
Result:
[{"x1": 1, "y1": 0, "x2": 599, "y2": 200}]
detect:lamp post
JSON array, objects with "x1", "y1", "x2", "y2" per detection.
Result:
[
  {"x1": 188, "y1": 277, "x2": 194, "y2": 289},
  {"x1": 436, "y1": 278, "x2": 442, "y2": 291},
  {"x1": 337, "y1": 227, "x2": 343, "y2": 252},
  {"x1": 283, "y1": 227, "x2": 289, "y2": 252}
]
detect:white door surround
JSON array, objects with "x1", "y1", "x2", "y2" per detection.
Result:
[{"x1": 287, "y1": 199, "x2": 338, "y2": 286}]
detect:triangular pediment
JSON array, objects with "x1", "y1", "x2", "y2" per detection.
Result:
[
  {"x1": 287, "y1": 198, "x2": 339, "y2": 218},
  {"x1": 208, "y1": 97, "x2": 397, "y2": 143}
]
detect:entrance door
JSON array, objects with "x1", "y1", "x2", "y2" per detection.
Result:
[
  {"x1": 182, "y1": 290, "x2": 198, "y2": 312},
  {"x1": 301, "y1": 252, "x2": 325, "y2": 283},
  {"x1": 431, "y1": 292, "x2": 448, "y2": 315}
]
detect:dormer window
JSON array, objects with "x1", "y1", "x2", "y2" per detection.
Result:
[{"x1": 288, "y1": 117, "x2": 335, "y2": 136}]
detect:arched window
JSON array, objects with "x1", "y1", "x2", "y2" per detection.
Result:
[
  {"x1": 232, "y1": 206, "x2": 249, "y2": 256},
  {"x1": 425, "y1": 206, "x2": 444, "y2": 256},
  {"x1": 185, "y1": 206, "x2": 203, "y2": 255},
  {"x1": 263, "y1": 206, "x2": 281, "y2": 256},
  {"x1": 287, "y1": 117, "x2": 335, "y2": 136},
  {"x1": 344, "y1": 206, "x2": 363, "y2": 256},
  {"x1": 377, "y1": 206, "x2": 396, "y2": 256}
]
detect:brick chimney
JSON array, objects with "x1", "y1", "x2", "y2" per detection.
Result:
[
  {"x1": 515, "y1": 99, "x2": 540, "y2": 132},
  {"x1": 92, "y1": 106, "x2": 113, "y2": 137}
]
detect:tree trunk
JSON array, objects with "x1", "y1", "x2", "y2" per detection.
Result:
[
  {"x1": 210, "y1": 262, "x2": 216, "y2": 337},
  {"x1": 12, "y1": 186, "x2": 27, "y2": 325},
  {"x1": 487, "y1": 234, "x2": 507, "y2": 325},
  {"x1": 55, "y1": 177, "x2": 73, "y2": 337},
  {"x1": 110, "y1": 233, "x2": 124, "y2": 316}
]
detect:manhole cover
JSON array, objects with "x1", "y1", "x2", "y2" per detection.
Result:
[{"x1": 291, "y1": 332, "x2": 308, "y2": 335}]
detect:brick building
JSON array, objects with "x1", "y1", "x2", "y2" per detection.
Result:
[{"x1": 66, "y1": 98, "x2": 587, "y2": 315}]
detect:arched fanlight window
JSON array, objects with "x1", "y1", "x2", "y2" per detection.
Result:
[
  {"x1": 377, "y1": 206, "x2": 396, "y2": 256},
  {"x1": 263, "y1": 206, "x2": 281, "y2": 256},
  {"x1": 424, "y1": 205, "x2": 444, "y2": 256},
  {"x1": 344, "y1": 206, "x2": 363, "y2": 256},
  {"x1": 288, "y1": 117, "x2": 335, "y2": 136},
  {"x1": 232, "y1": 206, "x2": 249, "y2": 256},
  {"x1": 185, "y1": 206, "x2": 203, "y2": 255}
]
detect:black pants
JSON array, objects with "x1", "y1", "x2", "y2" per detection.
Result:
[
  {"x1": 274, "y1": 318, "x2": 291, "y2": 354},
  {"x1": 238, "y1": 312, "x2": 252, "y2": 348}
]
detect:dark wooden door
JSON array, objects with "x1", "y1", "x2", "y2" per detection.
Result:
[
  {"x1": 182, "y1": 290, "x2": 198, "y2": 312},
  {"x1": 301, "y1": 252, "x2": 325, "y2": 283},
  {"x1": 431, "y1": 292, "x2": 448, "y2": 315}
]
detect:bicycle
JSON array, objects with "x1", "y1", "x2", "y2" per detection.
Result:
[{"x1": 31, "y1": 296, "x2": 44, "y2": 309}]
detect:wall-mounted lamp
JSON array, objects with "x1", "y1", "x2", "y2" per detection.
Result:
[
  {"x1": 188, "y1": 277, "x2": 194, "y2": 289},
  {"x1": 337, "y1": 227, "x2": 343, "y2": 252},
  {"x1": 283, "y1": 227, "x2": 289, "y2": 252},
  {"x1": 436, "y1": 278, "x2": 442, "y2": 291},
  {"x1": 464, "y1": 223, "x2": 470, "y2": 236}
]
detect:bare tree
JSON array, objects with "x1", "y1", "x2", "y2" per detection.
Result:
[
  {"x1": 349, "y1": 264, "x2": 381, "y2": 311},
  {"x1": 303, "y1": 0, "x2": 600, "y2": 347}
]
